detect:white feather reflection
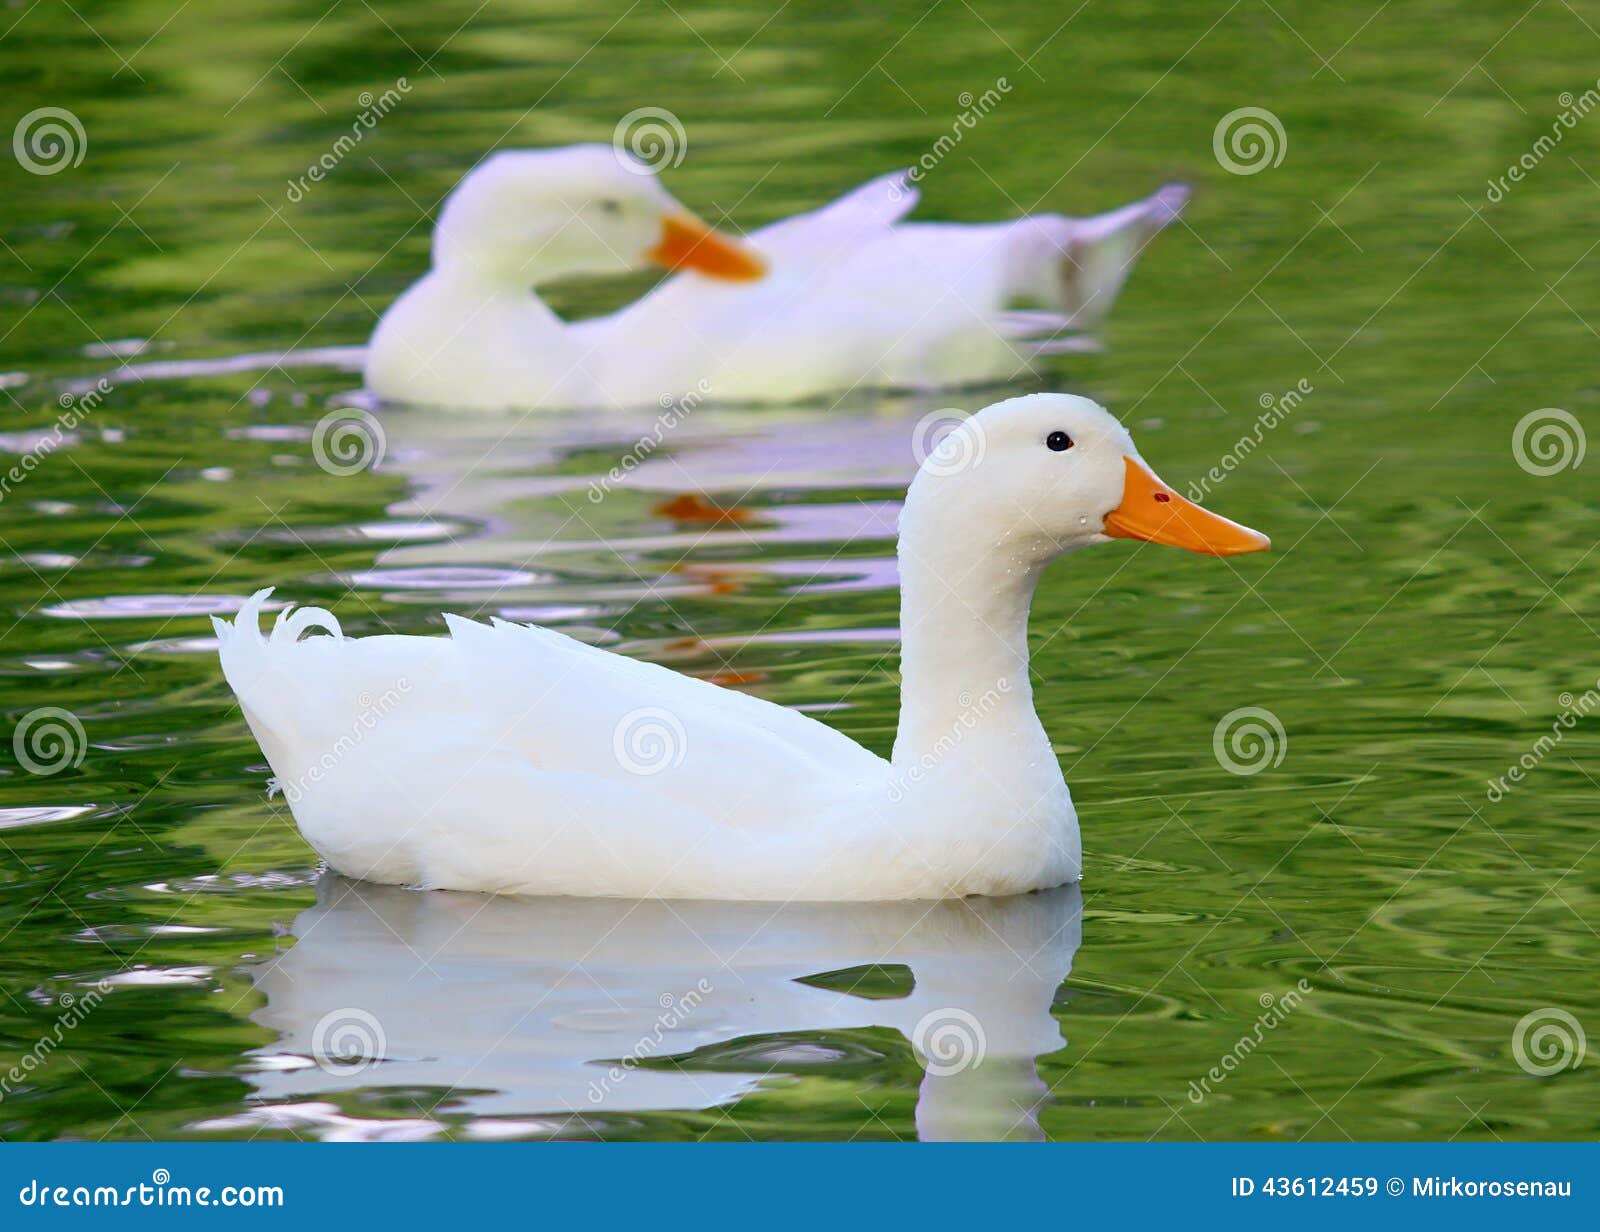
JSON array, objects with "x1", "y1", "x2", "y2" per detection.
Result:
[{"x1": 240, "y1": 877, "x2": 1082, "y2": 1141}]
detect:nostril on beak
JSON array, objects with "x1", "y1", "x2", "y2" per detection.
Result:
[{"x1": 1153, "y1": 492, "x2": 1172, "y2": 503}]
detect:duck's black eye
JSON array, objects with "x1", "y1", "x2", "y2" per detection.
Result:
[
  {"x1": 1046, "y1": 431, "x2": 1073, "y2": 452},
  {"x1": 598, "y1": 199, "x2": 623, "y2": 216}
]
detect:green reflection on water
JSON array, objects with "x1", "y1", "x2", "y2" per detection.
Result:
[{"x1": 0, "y1": 0, "x2": 1596, "y2": 1140}]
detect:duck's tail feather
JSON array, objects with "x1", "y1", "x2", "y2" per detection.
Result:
[
  {"x1": 1003, "y1": 183, "x2": 1190, "y2": 347},
  {"x1": 214, "y1": 589, "x2": 358, "y2": 798},
  {"x1": 1053, "y1": 182, "x2": 1190, "y2": 330},
  {"x1": 212, "y1": 587, "x2": 343, "y2": 651}
]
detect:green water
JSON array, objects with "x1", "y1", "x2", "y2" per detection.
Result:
[{"x1": 2, "y1": 0, "x2": 1597, "y2": 1141}]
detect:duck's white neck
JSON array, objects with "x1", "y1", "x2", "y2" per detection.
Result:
[
  {"x1": 428, "y1": 238, "x2": 569, "y2": 314},
  {"x1": 418, "y1": 263, "x2": 574, "y2": 359},
  {"x1": 891, "y1": 505, "x2": 1054, "y2": 768},
  {"x1": 366, "y1": 260, "x2": 595, "y2": 411}
]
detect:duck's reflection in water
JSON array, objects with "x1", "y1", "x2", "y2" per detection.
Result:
[
  {"x1": 360, "y1": 397, "x2": 954, "y2": 609},
  {"x1": 241, "y1": 877, "x2": 1082, "y2": 1141}
]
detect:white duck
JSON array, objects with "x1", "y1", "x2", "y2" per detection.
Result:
[
  {"x1": 364, "y1": 145, "x2": 1189, "y2": 410},
  {"x1": 214, "y1": 393, "x2": 1268, "y2": 900}
]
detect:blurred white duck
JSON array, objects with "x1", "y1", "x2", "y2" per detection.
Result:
[
  {"x1": 215, "y1": 394, "x2": 1268, "y2": 900},
  {"x1": 365, "y1": 145, "x2": 1189, "y2": 410}
]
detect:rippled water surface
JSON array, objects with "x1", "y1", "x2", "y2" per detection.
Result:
[{"x1": 1, "y1": 0, "x2": 1597, "y2": 1140}]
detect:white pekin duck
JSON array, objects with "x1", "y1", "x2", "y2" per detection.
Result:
[
  {"x1": 215, "y1": 394, "x2": 1268, "y2": 900},
  {"x1": 364, "y1": 145, "x2": 1190, "y2": 410}
]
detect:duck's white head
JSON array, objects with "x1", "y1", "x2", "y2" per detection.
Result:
[
  {"x1": 904, "y1": 392, "x2": 1270, "y2": 563},
  {"x1": 431, "y1": 143, "x2": 767, "y2": 287}
]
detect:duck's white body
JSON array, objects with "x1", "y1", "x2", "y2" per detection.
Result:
[
  {"x1": 569, "y1": 178, "x2": 1189, "y2": 407},
  {"x1": 216, "y1": 395, "x2": 1269, "y2": 901},
  {"x1": 364, "y1": 146, "x2": 1188, "y2": 411},
  {"x1": 213, "y1": 566, "x2": 1077, "y2": 901}
]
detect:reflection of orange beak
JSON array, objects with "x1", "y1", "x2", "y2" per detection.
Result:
[
  {"x1": 647, "y1": 212, "x2": 767, "y2": 281},
  {"x1": 1103, "y1": 456, "x2": 1270, "y2": 556}
]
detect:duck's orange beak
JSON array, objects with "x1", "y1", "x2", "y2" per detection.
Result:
[
  {"x1": 647, "y1": 212, "x2": 767, "y2": 281},
  {"x1": 1103, "y1": 456, "x2": 1270, "y2": 556}
]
